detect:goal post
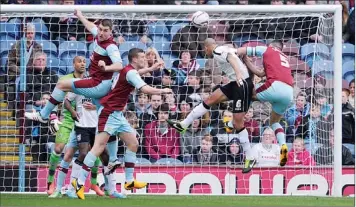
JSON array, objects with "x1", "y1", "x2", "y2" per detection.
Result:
[{"x1": 0, "y1": 4, "x2": 345, "y2": 197}]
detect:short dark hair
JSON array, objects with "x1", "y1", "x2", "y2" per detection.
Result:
[
  {"x1": 269, "y1": 40, "x2": 284, "y2": 50},
  {"x1": 128, "y1": 48, "x2": 145, "y2": 63},
  {"x1": 100, "y1": 19, "x2": 113, "y2": 30},
  {"x1": 157, "y1": 103, "x2": 170, "y2": 112},
  {"x1": 350, "y1": 79, "x2": 355, "y2": 86},
  {"x1": 188, "y1": 70, "x2": 203, "y2": 78}
]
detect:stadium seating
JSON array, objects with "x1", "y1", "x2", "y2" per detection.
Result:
[
  {"x1": 46, "y1": 57, "x2": 61, "y2": 72},
  {"x1": 301, "y1": 43, "x2": 330, "y2": 60},
  {"x1": 58, "y1": 41, "x2": 87, "y2": 59},
  {"x1": 233, "y1": 34, "x2": 261, "y2": 47},
  {"x1": 288, "y1": 56, "x2": 310, "y2": 73},
  {"x1": 342, "y1": 60, "x2": 355, "y2": 81},
  {"x1": 331, "y1": 43, "x2": 355, "y2": 62},
  {"x1": 0, "y1": 35, "x2": 16, "y2": 41},
  {"x1": 152, "y1": 41, "x2": 171, "y2": 54},
  {"x1": 147, "y1": 21, "x2": 169, "y2": 39},
  {"x1": 36, "y1": 40, "x2": 58, "y2": 57},
  {"x1": 119, "y1": 41, "x2": 147, "y2": 56},
  {"x1": 31, "y1": 22, "x2": 49, "y2": 40},
  {"x1": 311, "y1": 60, "x2": 334, "y2": 79},
  {"x1": 161, "y1": 53, "x2": 179, "y2": 69},
  {"x1": 0, "y1": 22, "x2": 20, "y2": 40},
  {"x1": 282, "y1": 41, "x2": 301, "y2": 57}
]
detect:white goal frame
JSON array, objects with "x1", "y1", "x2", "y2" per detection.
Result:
[{"x1": 1, "y1": 4, "x2": 343, "y2": 197}]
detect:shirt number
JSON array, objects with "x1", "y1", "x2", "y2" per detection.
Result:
[{"x1": 279, "y1": 54, "x2": 290, "y2": 68}]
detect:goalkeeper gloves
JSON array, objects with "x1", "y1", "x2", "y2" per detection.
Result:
[{"x1": 49, "y1": 114, "x2": 62, "y2": 135}]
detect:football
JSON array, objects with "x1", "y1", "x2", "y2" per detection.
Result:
[{"x1": 191, "y1": 11, "x2": 209, "y2": 27}]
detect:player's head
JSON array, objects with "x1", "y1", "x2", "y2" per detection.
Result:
[
  {"x1": 98, "y1": 19, "x2": 113, "y2": 42},
  {"x1": 204, "y1": 38, "x2": 217, "y2": 57},
  {"x1": 129, "y1": 48, "x2": 146, "y2": 69},
  {"x1": 73, "y1": 56, "x2": 86, "y2": 74},
  {"x1": 261, "y1": 127, "x2": 275, "y2": 144},
  {"x1": 268, "y1": 40, "x2": 284, "y2": 51}
]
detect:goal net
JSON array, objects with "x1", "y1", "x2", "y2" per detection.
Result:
[{"x1": 0, "y1": 5, "x2": 352, "y2": 196}]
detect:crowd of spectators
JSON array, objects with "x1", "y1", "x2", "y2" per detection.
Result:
[{"x1": 0, "y1": 0, "x2": 354, "y2": 166}]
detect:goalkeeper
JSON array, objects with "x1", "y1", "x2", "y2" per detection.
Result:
[
  {"x1": 236, "y1": 40, "x2": 293, "y2": 166},
  {"x1": 46, "y1": 56, "x2": 86, "y2": 195}
]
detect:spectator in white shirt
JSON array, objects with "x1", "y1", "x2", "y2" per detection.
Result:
[{"x1": 252, "y1": 127, "x2": 280, "y2": 167}]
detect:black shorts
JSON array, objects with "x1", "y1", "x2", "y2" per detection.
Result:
[
  {"x1": 75, "y1": 126, "x2": 96, "y2": 147},
  {"x1": 219, "y1": 78, "x2": 253, "y2": 113}
]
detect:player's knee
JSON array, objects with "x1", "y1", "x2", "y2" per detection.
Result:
[
  {"x1": 54, "y1": 144, "x2": 64, "y2": 154},
  {"x1": 63, "y1": 153, "x2": 73, "y2": 163},
  {"x1": 127, "y1": 139, "x2": 139, "y2": 152}
]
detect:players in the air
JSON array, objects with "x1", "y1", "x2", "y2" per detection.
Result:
[
  {"x1": 46, "y1": 56, "x2": 86, "y2": 195},
  {"x1": 167, "y1": 38, "x2": 256, "y2": 173},
  {"x1": 236, "y1": 40, "x2": 294, "y2": 166},
  {"x1": 25, "y1": 9, "x2": 124, "y2": 177},
  {"x1": 72, "y1": 48, "x2": 172, "y2": 200}
]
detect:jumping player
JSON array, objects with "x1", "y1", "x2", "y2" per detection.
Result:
[
  {"x1": 72, "y1": 48, "x2": 172, "y2": 200},
  {"x1": 46, "y1": 56, "x2": 86, "y2": 195},
  {"x1": 167, "y1": 38, "x2": 256, "y2": 173},
  {"x1": 236, "y1": 40, "x2": 293, "y2": 166},
  {"x1": 25, "y1": 9, "x2": 123, "y2": 174},
  {"x1": 25, "y1": 9, "x2": 122, "y2": 128}
]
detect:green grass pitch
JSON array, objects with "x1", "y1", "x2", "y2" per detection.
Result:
[{"x1": 0, "y1": 194, "x2": 354, "y2": 206}]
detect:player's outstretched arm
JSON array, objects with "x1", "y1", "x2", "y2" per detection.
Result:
[
  {"x1": 138, "y1": 61, "x2": 164, "y2": 75},
  {"x1": 140, "y1": 85, "x2": 172, "y2": 95},
  {"x1": 243, "y1": 56, "x2": 265, "y2": 77},
  {"x1": 236, "y1": 46, "x2": 267, "y2": 57},
  {"x1": 74, "y1": 9, "x2": 97, "y2": 34}
]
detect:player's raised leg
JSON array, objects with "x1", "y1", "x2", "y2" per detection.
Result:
[
  {"x1": 256, "y1": 81, "x2": 293, "y2": 166},
  {"x1": 167, "y1": 88, "x2": 228, "y2": 132}
]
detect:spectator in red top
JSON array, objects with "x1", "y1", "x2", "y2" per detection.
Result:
[
  {"x1": 144, "y1": 103, "x2": 180, "y2": 163},
  {"x1": 244, "y1": 107, "x2": 260, "y2": 143},
  {"x1": 286, "y1": 138, "x2": 316, "y2": 166}
]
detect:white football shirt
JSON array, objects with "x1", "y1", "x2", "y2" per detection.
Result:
[
  {"x1": 252, "y1": 143, "x2": 280, "y2": 167},
  {"x1": 213, "y1": 45, "x2": 250, "y2": 81},
  {"x1": 66, "y1": 92, "x2": 98, "y2": 128}
]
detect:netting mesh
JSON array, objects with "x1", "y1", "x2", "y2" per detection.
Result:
[{"x1": 0, "y1": 10, "x2": 352, "y2": 196}]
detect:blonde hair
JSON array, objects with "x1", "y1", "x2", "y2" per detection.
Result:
[
  {"x1": 202, "y1": 134, "x2": 213, "y2": 143},
  {"x1": 146, "y1": 47, "x2": 163, "y2": 63}
]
